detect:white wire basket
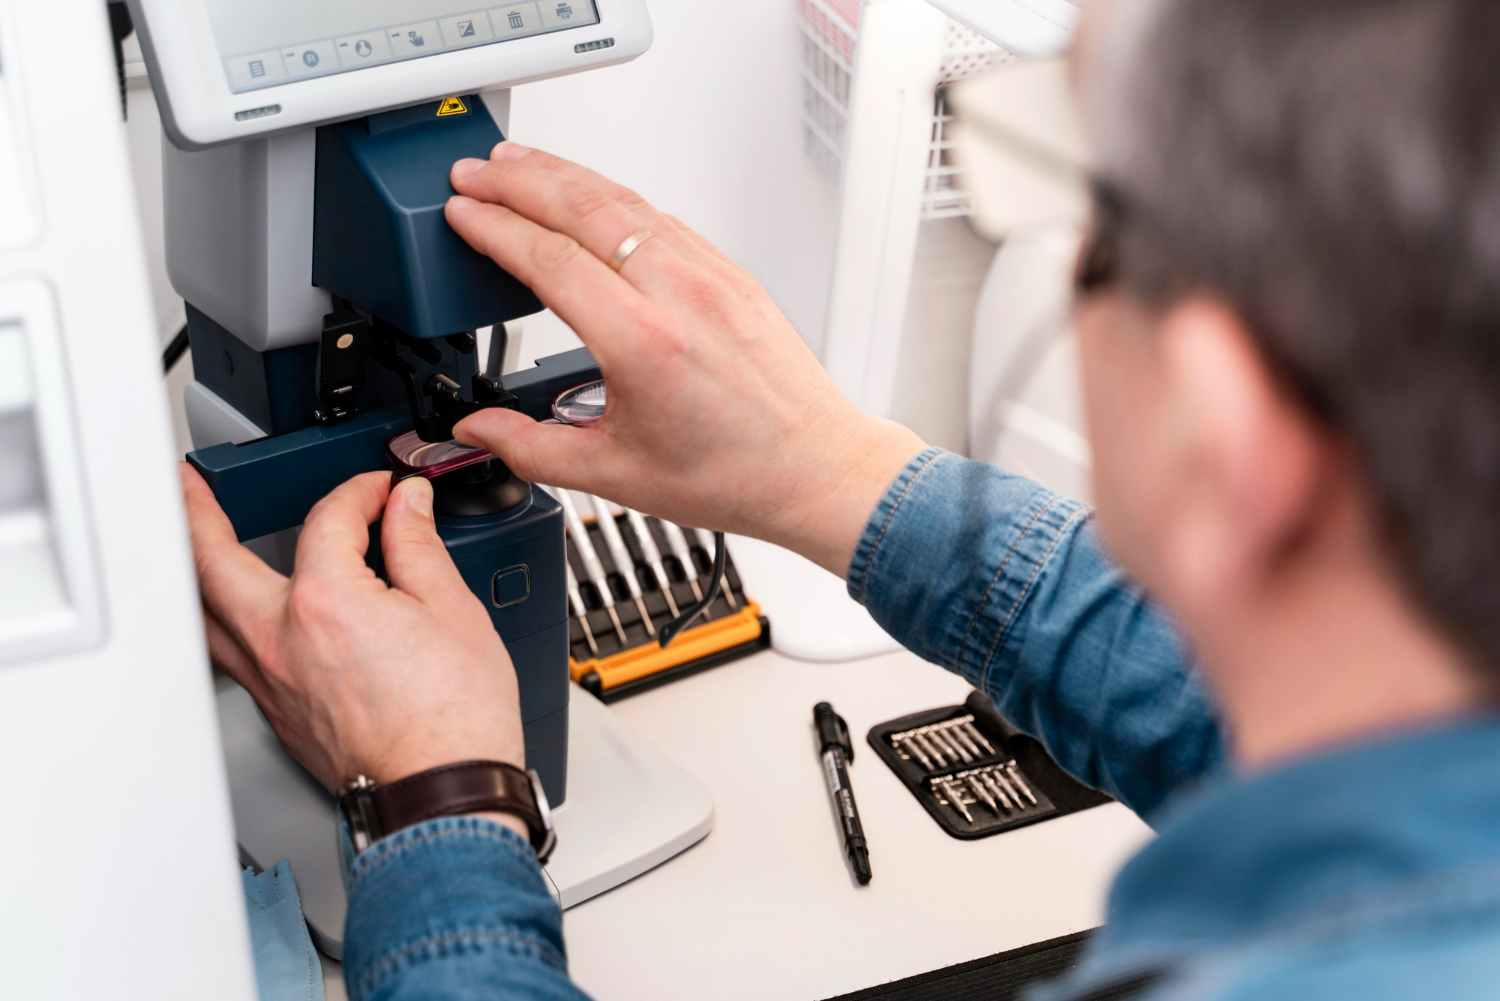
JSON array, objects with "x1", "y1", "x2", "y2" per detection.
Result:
[
  {"x1": 797, "y1": 0, "x2": 859, "y2": 180},
  {"x1": 797, "y1": 0, "x2": 1012, "y2": 217},
  {"x1": 926, "y1": 20, "x2": 1015, "y2": 219}
]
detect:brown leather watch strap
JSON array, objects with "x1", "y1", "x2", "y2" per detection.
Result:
[{"x1": 372, "y1": 760, "x2": 545, "y2": 847}]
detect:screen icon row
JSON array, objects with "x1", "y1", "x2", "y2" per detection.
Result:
[{"x1": 223, "y1": 2, "x2": 598, "y2": 94}]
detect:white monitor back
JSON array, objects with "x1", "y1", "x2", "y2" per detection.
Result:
[
  {"x1": 0, "y1": 2, "x2": 255, "y2": 997},
  {"x1": 968, "y1": 225, "x2": 1092, "y2": 502},
  {"x1": 817, "y1": 13, "x2": 1088, "y2": 460}
]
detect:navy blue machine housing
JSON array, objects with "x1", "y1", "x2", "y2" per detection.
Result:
[
  {"x1": 185, "y1": 303, "x2": 480, "y2": 439},
  {"x1": 183, "y1": 94, "x2": 600, "y2": 805},
  {"x1": 188, "y1": 347, "x2": 600, "y2": 541},
  {"x1": 365, "y1": 489, "x2": 571, "y2": 804},
  {"x1": 313, "y1": 95, "x2": 542, "y2": 340}
]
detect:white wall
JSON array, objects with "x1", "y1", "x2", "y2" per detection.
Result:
[{"x1": 508, "y1": 0, "x2": 842, "y2": 355}]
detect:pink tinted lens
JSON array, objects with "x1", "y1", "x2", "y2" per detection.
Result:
[{"x1": 385, "y1": 430, "x2": 492, "y2": 480}]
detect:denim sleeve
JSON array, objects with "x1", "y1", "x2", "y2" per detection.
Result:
[
  {"x1": 342, "y1": 816, "x2": 591, "y2": 1001},
  {"x1": 847, "y1": 448, "x2": 1228, "y2": 819}
]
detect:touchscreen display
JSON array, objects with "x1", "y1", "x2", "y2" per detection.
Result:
[{"x1": 204, "y1": 0, "x2": 602, "y2": 94}]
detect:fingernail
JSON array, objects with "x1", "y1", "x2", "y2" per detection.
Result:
[
  {"x1": 492, "y1": 141, "x2": 532, "y2": 161},
  {"x1": 452, "y1": 413, "x2": 483, "y2": 444},
  {"x1": 447, "y1": 194, "x2": 479, "y2": 211},
  {"x1": 453, "y1": 157, "x2": 486, "y2": 179},
  {"x1": 405, "y1": 477, "x2": 434, "y2": 519}
]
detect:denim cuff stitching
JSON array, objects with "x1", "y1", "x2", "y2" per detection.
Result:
[
  {"x1": 352, "y1": 816, "x2": 537, "y2": 887},
  {"x1": 953, "y1": 494, "x2": 1066, "y2": 673},
  {"x1": 978, "y1": 504, "x2": 1091, "y2": 689},
  {"x1": 351, "y1": 927, "x2": 567, "y2": 1000},
  {"x1": 851, "y1": 448, "x2": 946, "y2": 605}
]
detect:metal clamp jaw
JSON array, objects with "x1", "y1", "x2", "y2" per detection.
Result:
[{"x1": 314, "y1": 306, "x2": 521, "y2": 442}]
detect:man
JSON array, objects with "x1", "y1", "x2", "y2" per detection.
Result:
[{"x1": 183, "y1": 0, "x2": 1500, "y2": 996}]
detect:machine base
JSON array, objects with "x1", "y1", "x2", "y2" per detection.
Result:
[{"x1": 216, "y1": 684, "x2": 714, "y2": 959}]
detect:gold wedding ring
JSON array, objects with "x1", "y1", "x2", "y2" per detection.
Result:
[{"x1": 607, "y1": 228, "x2": 654, "y2": 273}]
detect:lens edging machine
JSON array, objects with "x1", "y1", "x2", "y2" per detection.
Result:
[{"x1": 127, "y1": 0, "x2": 713, "y2": 955}]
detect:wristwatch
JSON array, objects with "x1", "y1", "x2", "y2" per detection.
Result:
[{"x1": 335, "y1": 760, "x2": 557, "y2": 890}]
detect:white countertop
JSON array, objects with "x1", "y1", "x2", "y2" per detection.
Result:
[{"x1": 322, "y1": 646, "x2": 1152, "y2": 1000}]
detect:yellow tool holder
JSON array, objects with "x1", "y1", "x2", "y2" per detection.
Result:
[
  {"x1": 567, "y1": 511, "x2": 770, "y2": 702},
  {"x1": 571, "y1": 600, "x2": 766, "y2": 693}
]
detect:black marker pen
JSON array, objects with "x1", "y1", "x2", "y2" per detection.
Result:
[{"x1": 814, "y1": 701, "x2": 872, "y2": 885}]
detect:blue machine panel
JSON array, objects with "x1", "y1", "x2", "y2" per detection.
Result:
[
  {"x1": 186, "y1": 348, "x2": 600, "y2": 543},
  {"x1": 185, "y1": 304, "x2": 478, "y2": 438},
  {"x1": 313, "y1": 95, "x2": 543, "y2": 339}
]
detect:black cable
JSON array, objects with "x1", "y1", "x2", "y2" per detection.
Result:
[
  {"x1": 657, "y1": 531, "x2": 727, "y2": 648},
  {"x1": 108, "y1": 1, "x2": 134, "y2": 119},
  {"x1": 484, "y1": 324, "x2": 508, "y2": 380},
  {"x1": 162, "y1": 324, "x2": 190, "y2": 374}
]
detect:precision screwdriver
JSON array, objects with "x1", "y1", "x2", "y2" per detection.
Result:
[
  {"x1": 564, "y1": 561, "x2": 599, "y2": 658},
  {"x1": 692, "y1": 526, "x2": 738, "y2": 609},
  {"x1": 553, "y1": 488, "x2": 628, "y2": 646},
  {"x1": 589, "y1": 495, "x2": 657, "y2": 638},
  {"x1": 947, "y1": 722, "x2": 985, "y2": 760},
  {"x1": 623, "y1": 508, "x2": 681, "y2": 618},
  {"x1": 937, "y1": 778, "x2": 973, "y2": 822},
  {"x1": 897, "y1": 734, "x2": 933, "y2": 769},
  {"x1": 1006, "y1": 762, "x2": 1039, "y2": 806},
  {"x1": 657, "y1": 521, "x2": 705, "y2": 603},
  {"x1": 982, "y1": 769, "x2": 1014, "y2": 810},
  {"x1": 947, "y1": 723, "x2": 982, "y2": 762},
  {"x1": 961, "y1": 719, "x2": 997, "y2": 756},
  {"x1": 931, "y1": 726, "x2": 972, "y2": 764},
  {"x1": 990, "y1": 767, "x2": 1023, "y2": 810},
  {"x1": 913, "y1": 731, "x2": 948, "y2": 768},
  {"x1": 965, "y1": 773, "x2": 1000, "y2": 815}
]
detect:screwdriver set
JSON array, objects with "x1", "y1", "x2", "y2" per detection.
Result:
[
  {"x1": 868, "y1": 691, "x2": 1111, "y2": 840},
  {"x1": 549, "y1": 488, "x2": 770, "y2": 702}
]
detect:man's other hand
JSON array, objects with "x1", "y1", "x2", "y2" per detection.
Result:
[
  {"x1": 181, "y1": 464, "x2": 525, "y2": 795},
  {"x1": 445, "y1": 143, "x2": 925, "y2": 577}
]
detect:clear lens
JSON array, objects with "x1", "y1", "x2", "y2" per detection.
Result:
[{"x1": 552, "y1": 380, "x2": 606, "y2": 426}]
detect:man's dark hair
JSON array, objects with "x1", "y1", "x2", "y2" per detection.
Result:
[{"x1": 1092, "y1": 0, "x2": 1500, "y2": 673}]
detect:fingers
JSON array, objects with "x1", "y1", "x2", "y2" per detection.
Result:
[
  {"x1": 451, "y1": 148, "x2": 685, "y2": 284},
  {"x1": 202, "y1": 609, "x2": 269, "y2": 701},
  {"x1": 294, "y1": 471, "x2": 392, "y2": 586},
  {"x1": 445, "y1": 197, "x2": 643, "y2": 365},
  {"x1": 483, "y1": 144, "x2": 676, "y2": 234},
  {"x1": 492, "y1": 147, "x2": 709, "y2": 265},
  {"x1": 453, "y1": 408, "x2": 613, "y2": 493},
  {"x1": 380, "y1": 477, "x2": 471, "y2": 605},
  {"x1": 180, "y1": 463, "x2": 287, "y2": 645},
  {"x1": 452, "y1": 151, "x2": 670, "y2": 276}
]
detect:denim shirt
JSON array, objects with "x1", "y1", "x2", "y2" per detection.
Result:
[{"x1": 340, "y1": 448, "x2": 1500, "y2": 999}]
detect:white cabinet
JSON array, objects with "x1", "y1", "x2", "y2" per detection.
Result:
[{"x1": 0, "y1": 282, "x2": 104, "y2": 666}]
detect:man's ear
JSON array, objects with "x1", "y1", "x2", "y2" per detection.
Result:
[{"x1": 1155, "y1": 297, "x2": 1326, "y2": 605}]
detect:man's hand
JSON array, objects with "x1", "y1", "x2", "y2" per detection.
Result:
[
  {"x1": 445, "y1": 143, "x2": 926, "y2": 577},
  {"x1": 182, "y1": 464, "x2": 526, "y2": 799}
]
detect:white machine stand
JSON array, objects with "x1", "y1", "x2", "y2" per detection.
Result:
[{"x1": 219, "y1": 683, "x2": 713, "y2": 956}]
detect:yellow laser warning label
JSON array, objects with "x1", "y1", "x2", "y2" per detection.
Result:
[{"x1": 437, "y1": 97, "x2": 468, "y2": 117}]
